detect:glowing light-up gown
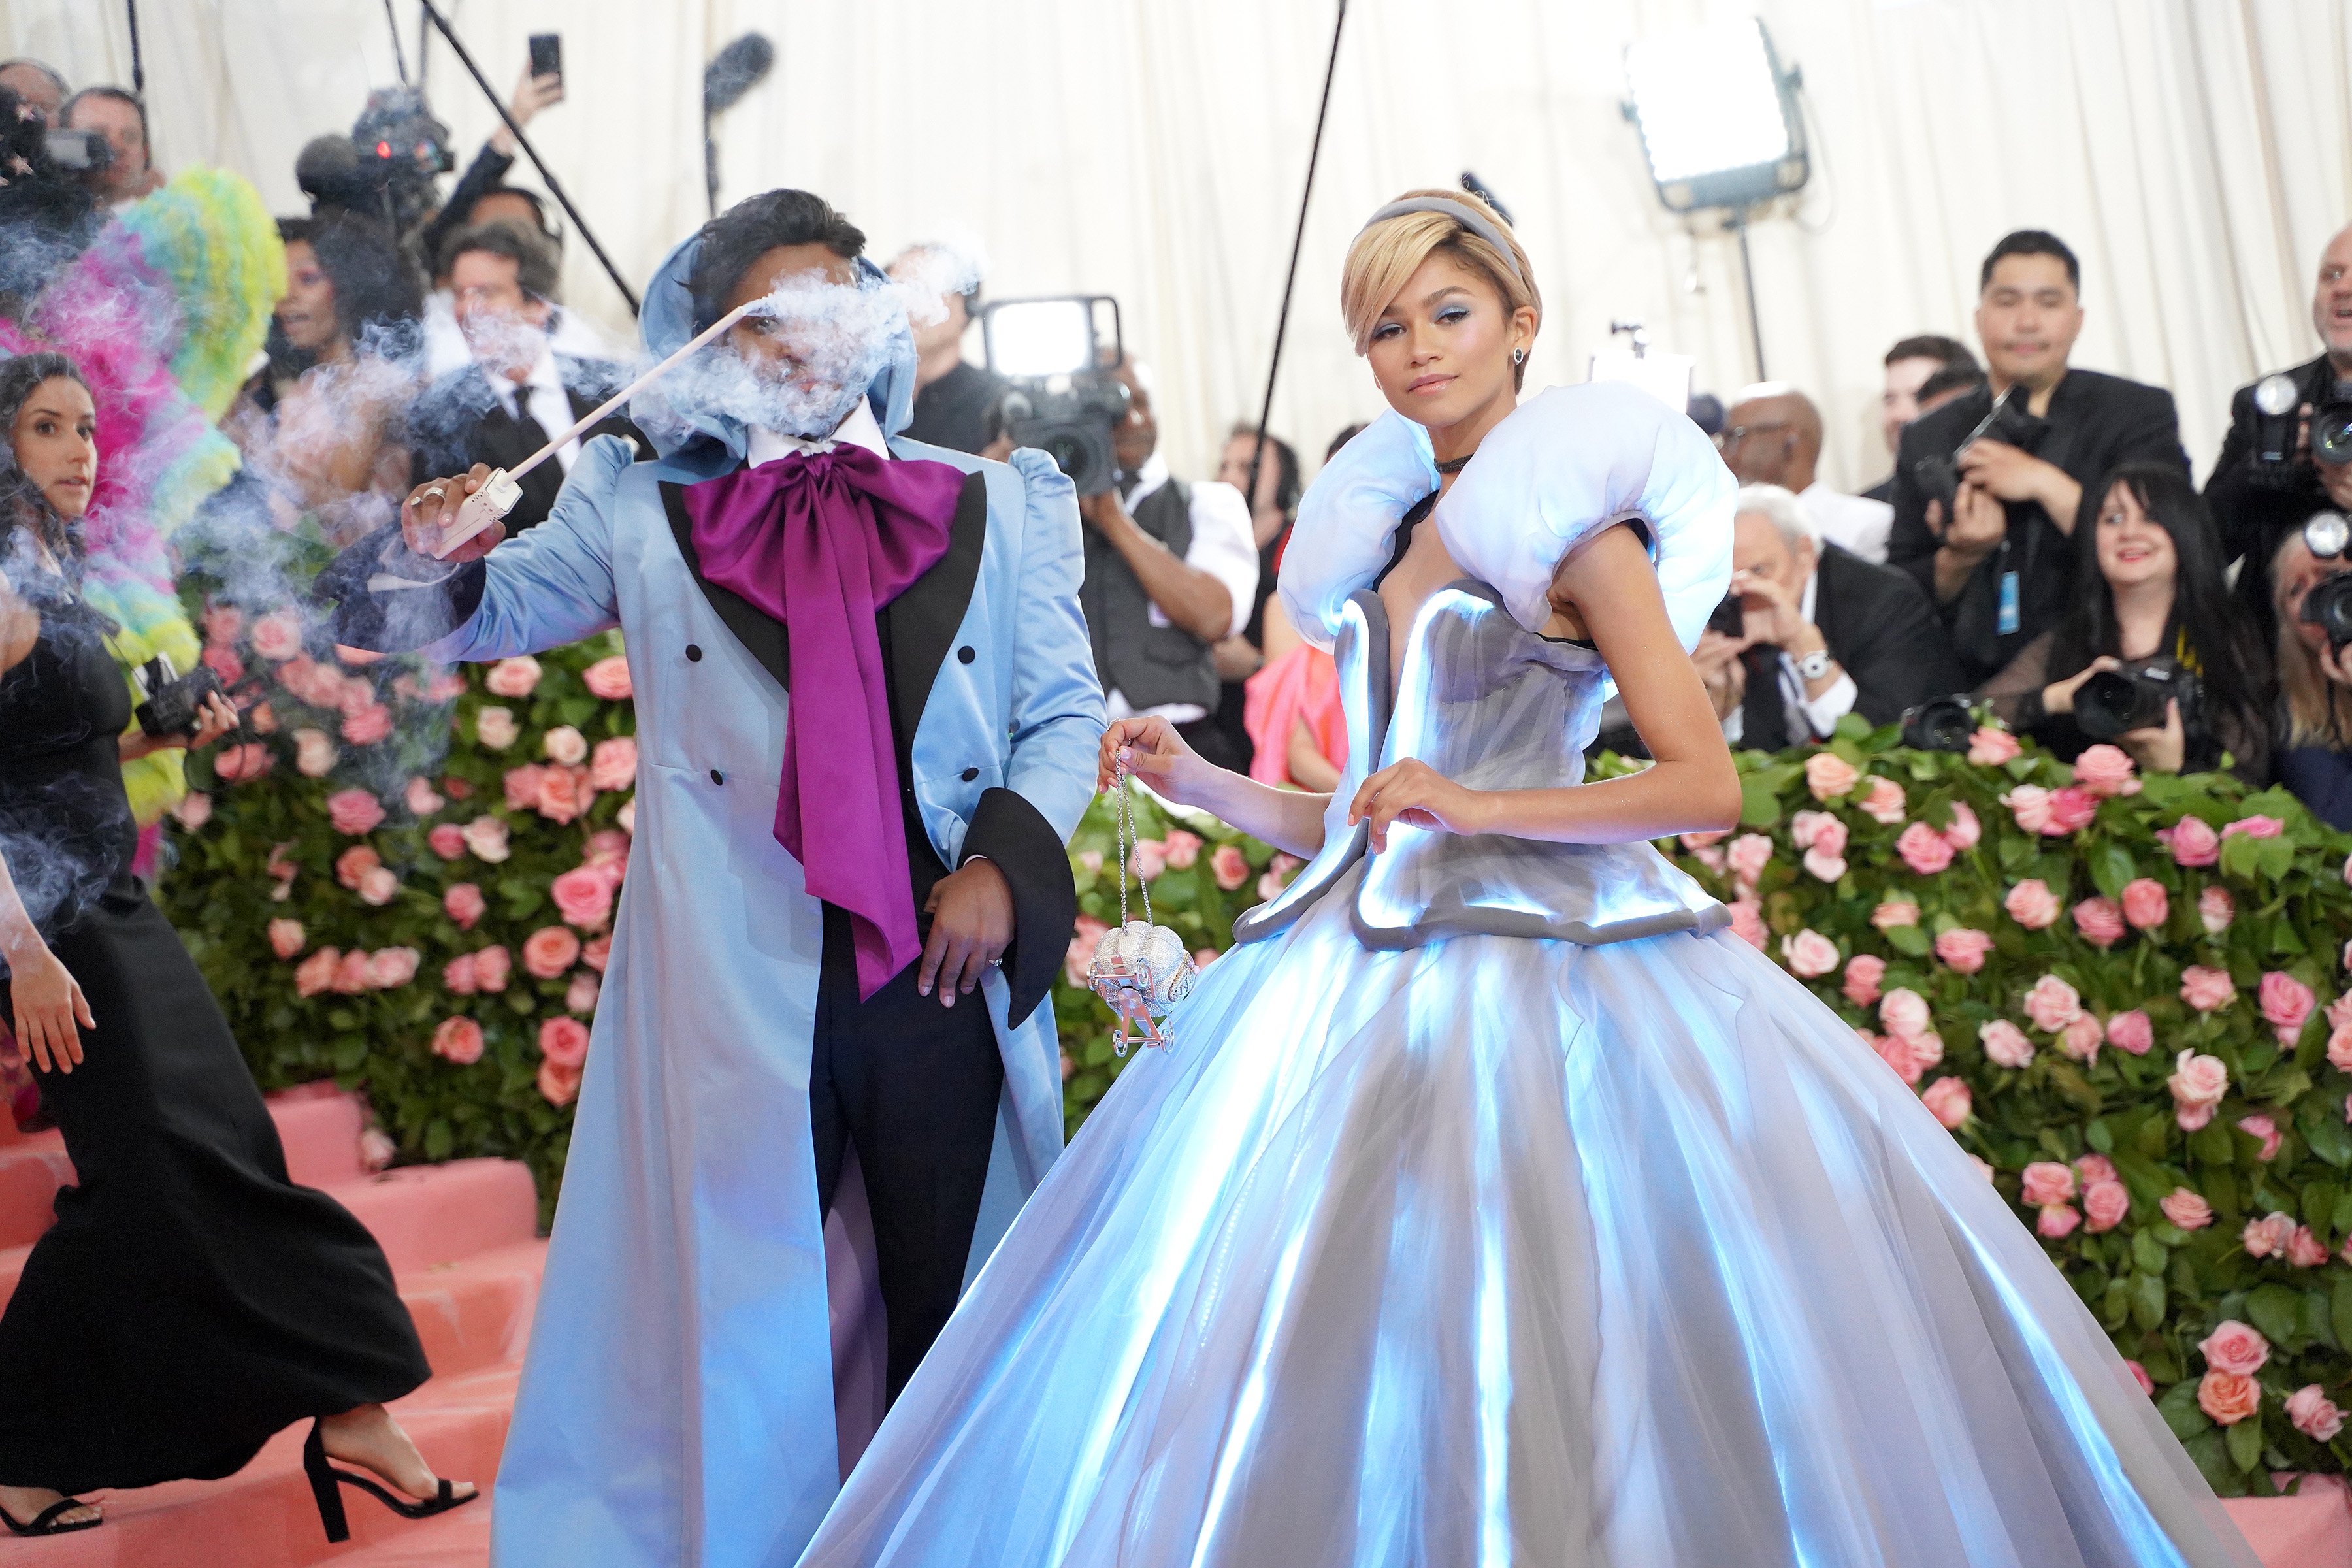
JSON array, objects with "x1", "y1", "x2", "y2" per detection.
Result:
[{"x1": 796, "y1": 384, "x2": 2259, "y2": 1568}]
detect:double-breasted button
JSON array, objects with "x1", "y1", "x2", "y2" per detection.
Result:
[
  {"x1": 960, "y1": 766, "x2": 979, "y2": 782},
  {"x1": 685, "y1": 644, "x2": 704, "y2": 662},
  {"x1": 957, "y1": 645, "x2": 976, "y2": 664},
  {"x1": 710, "y1": 768, "x2": 725, "y2": 785}
]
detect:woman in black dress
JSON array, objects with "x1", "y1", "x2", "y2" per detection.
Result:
[{"x1": 0, "y1": 353, "x2": 474, "y2": 1539}]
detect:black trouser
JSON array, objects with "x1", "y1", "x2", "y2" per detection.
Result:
[{"x1": 808, "y1": 902, "x2": 1004, "y2": 1402}]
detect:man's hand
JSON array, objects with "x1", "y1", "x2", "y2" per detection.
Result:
[
  {"x1": 1727, "y1": 569, "x2": 1821, "y2": 655},
  {"x1": 1691, "y1": 629, "x2": 1750, "y2": 721},
  {"x1": 1076, "y1": 490, "x2": 1125, "y2": 535},
  {"x1": 491, "y1": 69, "x2": 563, "y2": 155},
  {"x1": 402, "y1": 465, "x2": 506, "y2": 564},
  {"x1": 917, "y1": 859, "x2": 1014, "y2": 1006},
  {"x1": 1956, "y1": 439, "x2": 2053, "y2": 504}
]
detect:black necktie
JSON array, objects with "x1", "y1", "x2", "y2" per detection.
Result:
[{"x1": 1740, "y1": 644, "x2": 1789, "y2": 751}]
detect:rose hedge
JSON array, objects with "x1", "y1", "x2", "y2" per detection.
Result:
[{"x1": 157, "y1": 620, "x2": 2352, "y2": 1493}]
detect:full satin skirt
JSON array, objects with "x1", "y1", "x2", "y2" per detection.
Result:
[{"x1": 799, "y1": 864, "x2": 2257, "y2": 1568}]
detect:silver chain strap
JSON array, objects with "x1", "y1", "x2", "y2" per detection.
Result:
[{"x1": 1111, "y1": 759, "x2": 1153, "y2": 930}]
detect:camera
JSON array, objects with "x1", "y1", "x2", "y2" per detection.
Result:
[
  {"x1": 1912, "y1": 386, "x2": 2050, "y2": 509},
  {"x1": 980, "y1": 296, "x2": 1129, "y2": 496},
  {"x1": 2074, "y1": 656, "x2": 2200, "y2": 742},
  {"x1": 346, "y1": 86, "x2": 455, "y2": 234},
  {"x1": 1899, "y1": 694, "x2": 1974, "y2": 753},
  {"x1": 42, "y1": 128, "x2": 111, "y2": 173},
  {"x1": 1706, "y1": 594, "x2": 1744, "y2": 639},
  {"x1": 2244, "y1": 364, "x2": 2352, "y2": 488},
  {"x1": 133, "y1": 654, "x2": 227, "y2": 740}
]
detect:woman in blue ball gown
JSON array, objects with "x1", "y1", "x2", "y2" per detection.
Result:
[{"x1": 794, "y1": 190, "x2": 2259, "y2": 1568}]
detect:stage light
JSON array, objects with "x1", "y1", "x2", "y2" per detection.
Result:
[{"x1": 1622, "y1": 17, "x2": 1808, "y2": 214}]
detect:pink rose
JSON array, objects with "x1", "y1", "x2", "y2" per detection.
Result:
[
  {"x1": 295, "y1": 947, "x2": 340, "y2": 998},
  {"x1": 2004, "y1": 879, "x2": 2061, "y2": 930},
  {"x1": 1969, "y1": 1156, "x2": 1997, "y2": 1184},
  {"x1": 2289, "y1": 1386, "x2": 2347, "y2": 1442},
  {"x1": 405, "y1": 776, "x2": 444, "y2": 817},
  {"x1": 1804, "y1": 752, "x2": 1859, "y2": 800},
  {"x1": 2199, "y1": 885, "x2": 2235, "y2": 934},
  {"x1": 250, "y1": 610, "x2": 303, "y2": 662},
  {"x1": 2060, "y1": 1015, "x2": 2104, "y2": 1064},
  {"x1": 2198, "y1": 1372, "x2": 2261, "y2": 1426},
  {"x1": 2071, "y1": 897, "x2": 2124, "y2": 949},
  {"x1": 485, "y1": 655, "x2": 544, "y2": 698},
  {"x1": 544, "y1": 774, "x2": 591, "y2": 834},
  {"x1": 2289, "y1": 1225, "x2": 2332, "y2": 1268},
  {"x1": 1980, "y1": 1019, "x2": 2036, "y2": 1069},
  {"x1": 1872, "y1": 900, "x2": 1921, "y2": 931},
  {"x1": 523, "y1": 926, "x2": 583, "y2": 980},
  {"x1": 367, "y1": 947, "x2": 420, "y2": 989},
  {"x1": 2038, "y1": 1205, "x2": 2082, "y2": 1239},
  {"x1": 1727, "y1": 897, "x2": 1767, "y2": 950},
  {"x1": 213, "y1": 742, "x2": 274, "y2": 783},
  {"x1": 1193, "y1": 947, "x2": 1220, "y2": 970},
  {"x1": 293, "y1": 727, "x2": 338, "y2": 777},
  {"x1": 472, "y1": 945, "x2": 511, "y2": 993},
  {"x1": 2070, "y1": 744, "x2": 2141, "y2": 798},
  {"x1": 551, "y1": 866, "x2": 616, "y2": 931},
  {"x1": 2237, "y1": 1113, "x2": 2284, "y2": 1162},
  {"x1": 2244, "y1": 1212, "x2": 2296, "y2": 1260},
  {"x1": 2042, "y1": 786, "x2": 2100, "y2": 835},
  {"x1": 2160, "y1": 1189, "x2": 2213, "y2": 1230},
  {"x1": 1920, "y1": 1076, "x2": 1972, "y2": 1128},
  {"x1": 2074, "y1": 1153, "x2": 2117, "y2": 1184},
  {"x1": 1780, "y1": 929, "x2": 1840, "y2": 979},
  {"x1": 444, "y1": 883, "x2": 486, "y2": 930},
  {"x1": 2004, "y1": 785, "x2": 2055, "y2": 834},
  {"x1": 432, "y1": 1017, "x2": 485, "y2": 1066},
  {"x1": 429, "y1": 823, "x2": 468, "y2": 860},
  {"x1": 358, "y1": 866, "x2": 400, "y2": 906},
  {"x1": 1801, "y1": 847, "x2": 1847, "y2": 883},
  {"x1": 1879, "y1": 987, "x2": 1931, "y2": 1041},
  {"x1": 1788, "y1": 811, "x2": 1842, "y2": 852},
  {"x1": 617, "y1": 800, "x2": 637, "y2": 834},
  {"x1": 2225, "y1": 815, "x2": 2285, "y2": 840},
  {"x1": 2330, "y1": 1026, "x2": 2352, "y2": 1075},
  {"x1": 1160, "y1": 829, "x2": 1203, "y2": 870},
  {"x1": 2021, "y1": 1160, "x2": 2079, "y2": 1207},
  {"x1": 2118, "y1": 878, "x2": 2168, "y2": 932},
  {"x1": 2180, "y1": 966, "x2": 2237, "y2": 1013},
  {"x1": 582, "y1": 936, "x2": 611, "y2": 973},
  {"x1": 543, "y1": 725, "x2": 589, "y2": 767},
  {"x1": 442, "y1": 953, "x2": 479, "y2": 996},
  {"x1": 2083, "y1": 1179, "x2": 2130, "y2": 1233},
  {"x1": 1874, "y1": 1031, "x2": 1942, "y2": 1085},
  {"x1": 2023, "y1": 975, "x2": 2083, "y2": 1033},
  {"x1": 2127, "y1": 1360, "x2": 2157, "y2": 1397},
  {"x1": 1066, "y1": 914, "x2": 1111, "y2": 988},
  {"x1": 172, "y1": 791, "x2": 214, "y2": 831},
  {"x1": 275, "y1": 655, "x2": 344, "y2": 709},
  {"x1": 584, "y1": 830, "x2": 630, "y2": 883},
  {"x1": 1895, "y1": 821, "x2": 1955, "y2": 875},
  {"x1": 1941, "y1": 800, "x2": 1982, "y2": 852},
  {"x1": 1681, "y1": 829, "x2": 1731, "y2": 849},
  {"x1": 359, "y1": 1128, "x2": 395, "y2": 1171},
  {"x1": 566, "y1": 972, "x2": 600, "y2": 1013},
  {"x1": 2106, "y1": 1009, "x2": 2155, "y2": 1056},
  {"x1": 538, "y1": 1015, "x2": 591, "y2": 1069},
  {"x1": 503, "y1": 764, "x2": 547, "y2": 812},
  {"x1": 1690, "y1": 845, "x2": 1725, "y2": 874},
  {"x1": 201, "y1": 644, "x2": 245, "y2": 685},
  {"x1": 335, "y1": 845, "x2": 380, "y2": 890},
  {"x1": 537, "y1": 1058, "x2": 583, "y2": 1107},
  {"x1": 326, "y1": 787, "x2": 385, "y2": 836},
  {"x1": 2200, "y1": 1320, "x2": 2272, "y2": 1377},
  {"x1": 1209, "y1": 844, "x2": 1249, "y2": 891},
  {"x1": 1968, "y1": 725, "x2": 2022, "y2": 766},
  {"x1": 2163, "y1": 817, "x2": 2221, "y2": 867},
  {"x1": 1725, "y1": 833, "x2": 1774, "y2": 888},
  {"x1": 474, "y1": 706, "x2": 518, "y2": 750},
  {"x1": 590, "y1": 736, "x2": 638, "y2": 792},
  {"x1": 268, "y1": 919, "x2": 306, "y2": 960},
  {"x1": 463, "y1": 815, "x2": 512, "y2": 864},
  {"x1": 1936, "y1": 928, "x2": 1996, "y2": 975},
  {"x1": 341, "y1": 702, "x2": 392, "y2": 745},
  {"x1": 425, "y1": 666, "x2": 470, "y2": 704},
  {"x1": 2260, "y1": 972, "x2": 2317, "y2": 1043},
  {"x1": 331, "y1": 951, "x2": 372, "y2": 995},
  {"x1": 583, "y1": 655, "x2": 633, "y2": 700},
  {"x1": 203, "y1": 602, "x2": 244, "y2": 645},
  {"x1": 1134, "y1": 839, "x2": 1167, "y2": 881},
  {"x1": 1857, "y1": 776, "x2": 1906, "y2": 825},
  {"x1": 1842, "y1": 954, "x2": 1886, "y2": 1007},
  {"x1": 2170, "y1": 1050, "x2": 2229, "y2": 1127}
]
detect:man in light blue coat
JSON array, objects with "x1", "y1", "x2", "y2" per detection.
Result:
[{"x1": 323, "y1": 189, "x2": 1103, "y2": 1567}]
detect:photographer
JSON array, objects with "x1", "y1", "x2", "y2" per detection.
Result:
[
  {"x1": 2268, "y1": 523, "x2": 2352, "y2": 827},
  {"x1": 1889, "y1": 231, "x2": 2189, "y2": 685},
  {"x1": 57, "y1": 86, "x2": 161, "y2": 208},
  {"x1": 887, "y1": 244, "x2": 1007, "y2": 455},
  {"x1": 1865, "y1": 335, "x2": 1978, "y2": 501},
  {"x1": 1977, "y1": 461, "x2": 2270, "y2": 781},
  {"x1": 1720, "y1": 384, "x2": 1893, "y2": 563},
  {"x1": 1207, "y1": 424, "x2": 1302, "y2": 766},
  {"x1": 0, "y1": 61, "x2": 66, "y2": 126},
  {"x1": 2204, "y1": 224, "x2": 2352, "y2": 640},
  {"x1": 1076, "y1": 355, "x2": 1258, "y2": 770},
  {"x1": 415, "y1": 63, "x2": 564, "y2": 286},
  {"x1": 1692, "y1": 485, "x2": 1959, "y2": 749}
]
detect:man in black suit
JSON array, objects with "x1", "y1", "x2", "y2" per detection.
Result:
[
  {"x1": 1887, "y1": 230, "x2": 2189, "y2": 685},
  {"x1": 1694, "y1": 484, "x2": 1963, "y2": 749},
  {"x1": 2204, "y1": 223, "x2": 2352, "y2": 640},
  {"x1": 408, "y1": 222, "x2": 641, "y2": 532}
]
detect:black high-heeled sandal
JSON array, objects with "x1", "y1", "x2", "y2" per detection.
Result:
[
  {"x1": 301, "y1": 1419, "x2": 478, "y2": 1543},
  {"x1": 0, "y1": 1495, "x2": 102, "y2": 1536}
]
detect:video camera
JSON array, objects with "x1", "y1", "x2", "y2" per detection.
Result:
[
  {"x1": 979, "y1": 296, "x2": 1129, "y2": 496},
  {"x1": 339, "y1": 86, "x2": 456, "y2": 234},
  {"x1": 2244, "y1": 365, "x2": 2352, "y2": 489},
  {"x1": 1912, "y1": 385, "x2": 2050, "y2": 510}
]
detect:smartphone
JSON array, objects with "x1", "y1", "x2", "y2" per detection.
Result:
[{"x1": 528, "y1": 33, "x2": 562, "y2": 83}]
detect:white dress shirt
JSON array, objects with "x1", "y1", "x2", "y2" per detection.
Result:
[
  {"x1": 486, "y1": 346, "x2": 585, "y2": 474},
  {"x1": 1797, "y1": 481, "x2": 1893, "y2": 564},
  {"x1": 748, "y1": 397, "x2": 890, "y2": 468},
  {"x1": 1722, "y1": 566, "x2": 1860, "y2": 747},
  {"x1": 1103, "y1": 451, "x2": 1260, "y2": 725}
]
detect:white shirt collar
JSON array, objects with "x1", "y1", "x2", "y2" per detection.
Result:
[
  {"x1": 1120, "y1": 450, "x2": 1171, "y2": 506},
  {"x1": 1799, "y1": 563, "x2": 1818, "y2": 625},
  {"x1": 748, "y1": 397, "x2": 890, "y2": 468}
]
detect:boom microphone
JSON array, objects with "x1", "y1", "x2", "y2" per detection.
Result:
[{"x1": 704, "y1": 33, "x2": 776, "y2": 116}]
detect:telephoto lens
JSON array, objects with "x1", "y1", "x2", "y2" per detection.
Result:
[
  {"x1": 2302, "y1": 573, "x2": 2352, "y2": 653},
  {"x1": 1899, "y1": 695, "x2": 1974, "y2": 753}
]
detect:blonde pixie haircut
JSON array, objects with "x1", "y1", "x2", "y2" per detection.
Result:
[{"x1": 1341, "y1": 188, "x2": 1541, "y2": 386}]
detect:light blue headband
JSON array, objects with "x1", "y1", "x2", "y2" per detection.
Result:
[{"x1": 1358, "y1": 197, "x2": 1526, "y2": 289}]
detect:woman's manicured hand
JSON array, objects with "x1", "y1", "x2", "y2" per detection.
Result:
[{"x1": 1347, "y1": 759, "x2": 1488, "y2": 851}]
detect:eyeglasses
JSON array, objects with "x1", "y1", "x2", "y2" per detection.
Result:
[{"x1": 1719, "y1": 421, "x2": 1793, "y2": 448}]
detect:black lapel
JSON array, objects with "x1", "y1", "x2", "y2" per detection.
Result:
[
  {"x1": 661, "y1": 479, "x2": 790, "y2": 693},
  {"x1": 885, "y1": 470, "x2": 988, "y2": 738}
]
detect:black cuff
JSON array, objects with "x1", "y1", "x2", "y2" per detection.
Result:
[
  {"x1": 962, "y1": 787, "x2": 1077, "y2": 1030},
  {"x1": 313, "y1": 523, "x2": 487, "y2": 653}
]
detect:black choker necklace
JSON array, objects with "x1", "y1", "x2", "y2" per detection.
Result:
[{"x1": 1434, "y1": 451, "x2": 1476, "y2": 474}]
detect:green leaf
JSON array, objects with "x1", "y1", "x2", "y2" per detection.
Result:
[
  {"x1": 2158, "y1": 1377, "x2": 2212, "y2": 1440},
  {"x1": 2306, "y1": 1111, "x2": 2352, "y2": 1171},
  {"x1": 2226, "y1": 1415, "x2": 2264, "y2": 1473},
  {"x1": 1883, "y1": 924, "x2": 1931, "y2": 957},
  {"x1": 2131, "y1": 1230, "x2": 2168, "y2": 1275},
  {"x1": 1737, "y1": 773, "x2": 1784, "y2": 828},
  {"x1": 2088, "y1": 841, "x2": 2137, "y2": 901},
  {"x1": 2332, "y1": 1275, "x2": 2352, "y2": 1352},
  {"x1": 2247, "y1": 1282, "x2": 2304, "y2": 1347},
  {"x1": 2131, "y1": 1270, "x2": 2168, "y2": 1331},
  {"x1": 2191, "y1": 1123, "x2": 2237, "y2": 1167},
  {"x1": 423, "y1": 1119, "x2": 453, "y2": 1161}
]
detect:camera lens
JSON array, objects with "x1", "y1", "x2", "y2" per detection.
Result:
[
  {"x1": 1899, "y1": 696, "x2": 1973, "y2": 753},
  {"x1": 2314, "y1": 407, "x2": 2352, "y2": 466},
  {"x1": 2073, "y1": 670, "x2": 2146, "y2": 741},
  {"x1": 2302, "y1": 573, "x2": 2352, "y2": 652}
]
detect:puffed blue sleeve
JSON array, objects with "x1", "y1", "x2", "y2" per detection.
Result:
[
  {"x1": 1432, "y1": 382, "x2": 1735, "y2": 652},
  {"x1": 1278, "y1": 410, "x2": 1437, "y2": 651},
  {"x1": 1000, "y1": 446, "x2": 1106, "y2": 841}
]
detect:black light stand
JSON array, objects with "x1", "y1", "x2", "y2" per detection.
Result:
[
  {"x1": 416, "y1": 0, "x2": 640, "y2": 316},
  {"x1": 1727, "y1": 206, "x2": 1767, "y2": 382}
]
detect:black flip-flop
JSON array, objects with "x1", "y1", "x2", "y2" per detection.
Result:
[{"x1": 0, "y1": 1495, "x2": 103, "y2": 1536}]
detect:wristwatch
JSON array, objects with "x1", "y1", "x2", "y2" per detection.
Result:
[{"x1": 1794, "y1": 648, "x2": 1835, "y2": 683}]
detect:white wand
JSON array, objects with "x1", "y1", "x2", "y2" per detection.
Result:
[{"x1": 425, "y1": 299, "x2": 760, "y2": 559}]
